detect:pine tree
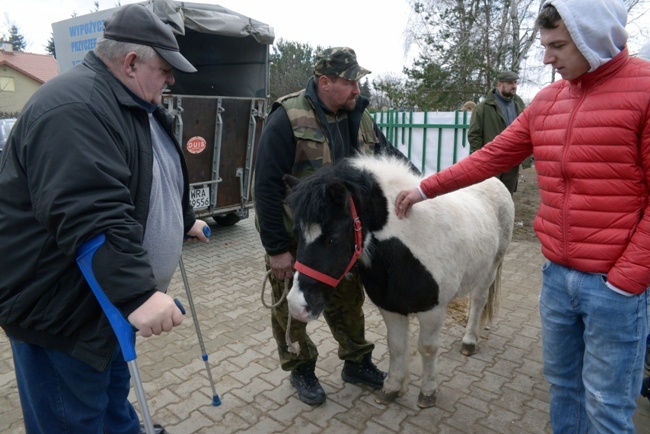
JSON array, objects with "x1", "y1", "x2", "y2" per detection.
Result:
[
  {"x1": 360, "y1": 79, "x2": 372, "y2": 99},
  {"x1": 8, "y1": 25, "x2": 27, "y2": 52},
  {"x1": 46, "y1": 34, "x2": 56, "y2": 58},
  {"x1": 269, "y1": 39, "x2": 323, "y2": 102}
]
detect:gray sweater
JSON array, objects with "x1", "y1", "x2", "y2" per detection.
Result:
[{"x1": 143, "y1": 113, "x2": 184, "y2": 291}]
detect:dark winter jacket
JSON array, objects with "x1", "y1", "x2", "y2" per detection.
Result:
[
  {"x1": 468, "y1": 88, "x2": 526, "y2": 152},
  {"x1": 468, "y1": 89, "x2": 526, "y2": 192},
  {"x1": 0, "y1": 52, "x2": 195, "y2": 371}
]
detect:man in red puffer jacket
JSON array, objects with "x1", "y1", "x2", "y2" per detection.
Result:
[{"x1": 395, "y1": 1, "x2": 650, "y2": 432}]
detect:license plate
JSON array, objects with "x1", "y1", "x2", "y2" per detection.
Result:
[{"x1": 190, "y1": 187, "x2": 210, "y2": 210}]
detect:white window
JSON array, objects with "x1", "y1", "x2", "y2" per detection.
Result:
[{"x1": 0, "y1": 77, "x2": 16, "y2": 92}]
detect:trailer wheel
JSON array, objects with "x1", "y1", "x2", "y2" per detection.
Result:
[{"x1": 213, "y1": 213, "x2": 241, "y2": 226}]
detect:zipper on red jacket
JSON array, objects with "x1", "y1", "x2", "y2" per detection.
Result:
[{"x1": 560, "y1": 86, "x2": 588, "y2": 264}]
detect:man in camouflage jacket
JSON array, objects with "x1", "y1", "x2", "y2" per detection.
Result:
[{"x1": 253, "y1": 47, "x2": 408, "y2": 405}]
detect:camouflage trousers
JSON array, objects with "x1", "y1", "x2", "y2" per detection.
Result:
[{"x1": 265, "y1": 255, "x2": 375, "y2": 372}]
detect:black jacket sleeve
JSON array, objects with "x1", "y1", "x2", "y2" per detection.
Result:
[{"x1": 253, "y1": 106, "x2": 296, "y2": 256}]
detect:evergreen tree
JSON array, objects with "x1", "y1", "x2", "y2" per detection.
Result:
[
  {"x1": 269, "y1": 39, "x2": 323, "y2": 102},
  {"x1": 360, "y1": 78, "x2": 372, "y2": 99},
  {"x1": 46, "y1": 34, "x2": 56, "y2": 58},
  {"x1": 3, "y1": 25, "x2": 27, "y2": 52}
]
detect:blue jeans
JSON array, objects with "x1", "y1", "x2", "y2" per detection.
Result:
[
  {"x1": 539, "y1": 261, "x2": 648, "y2": 434},
  {"x1": 9, "y1": 337, "x2": 140, "y2": 434}
]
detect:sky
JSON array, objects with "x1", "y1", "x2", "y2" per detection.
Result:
[
  {"x1": 0, "y1": 0, "x2": 414, "y2": 79},
  {"x1": 1, "y1": 0, "x2": 649, "y2": 100}
]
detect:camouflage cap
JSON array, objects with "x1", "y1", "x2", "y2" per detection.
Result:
[{"x1": 313, "y1": 47, "x2": 371, "y2": 81}]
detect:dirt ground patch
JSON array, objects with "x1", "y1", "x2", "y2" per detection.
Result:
[{"x1": 446, "y1": 166, "x2": 540, "y2": 323}]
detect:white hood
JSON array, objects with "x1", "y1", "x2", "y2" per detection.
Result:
[{"x1": 544, "y1": 0, "x2": 627, "y2": 72}]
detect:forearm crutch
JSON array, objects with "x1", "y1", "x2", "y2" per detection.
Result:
[
  {"x1": 76, "y1": 234, "x2": 156, "y2": 434},
  {"x1": 178, "y1": 227, "x2": 221, "y2": 406}
]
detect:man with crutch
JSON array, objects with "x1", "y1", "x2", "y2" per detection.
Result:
[{"x1": 0, "y1": 4, "x2": 208, "y2": 433}]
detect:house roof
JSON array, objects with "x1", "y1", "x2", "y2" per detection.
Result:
[{"x1": 0, "y1": 49, "x2": 58, "y2": 84}]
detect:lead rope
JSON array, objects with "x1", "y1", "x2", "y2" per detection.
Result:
[{"x1": 261, "y1": 270, "x2": 300, "y2": 355}]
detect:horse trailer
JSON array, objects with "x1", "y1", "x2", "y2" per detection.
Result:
[{"x1": 52, "y1": 0, "x2": 275, "y2": 225}]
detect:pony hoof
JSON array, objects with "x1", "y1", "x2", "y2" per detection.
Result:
[
  {"x1": 375, "y1": 390, "x2": 399, "y2": 405},
  {"x1": 417, "y1": 391, "x2": 437, "y2": 408},
  {"x1": 461, "y1": 342, "x2": 477, "y2": 356}
]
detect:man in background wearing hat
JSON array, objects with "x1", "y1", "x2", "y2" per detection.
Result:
[
  {"x1": 467, "y1": 70, "x2": 525, "y2": 194},
  {"x1": 0, "y1": 3, "x2": 208, "y2": 433},
  {"x1": 254, "y1": 47, "x2": 412, "y2": 406}
]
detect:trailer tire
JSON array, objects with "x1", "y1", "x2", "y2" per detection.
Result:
[{"x1": 213, "y1": 213, "x2": 241, "y2": 226}]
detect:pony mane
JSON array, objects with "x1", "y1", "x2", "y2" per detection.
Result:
[{"x1": 286, "y1": 159, "x2": 376, "y2": 226}]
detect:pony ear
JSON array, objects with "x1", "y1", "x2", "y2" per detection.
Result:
[
  {"x1": 325, "y1": 182, "x2": 349, "y2": 208},
  {"x1": 283, "y1": 174, "x2": 300, "y2": 190}
]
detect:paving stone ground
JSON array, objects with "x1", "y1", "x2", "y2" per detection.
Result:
[{"x1": 1, "y1": 212, "x2": 649, "y2": 433}]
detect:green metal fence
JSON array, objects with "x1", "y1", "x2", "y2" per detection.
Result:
[{"x1": 371, "y1": 109, "x2": 472, "y2": 175}]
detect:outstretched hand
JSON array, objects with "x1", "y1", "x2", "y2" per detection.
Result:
[{"x1": 395, "y1": 188, "x2": 426, "y2": 219}]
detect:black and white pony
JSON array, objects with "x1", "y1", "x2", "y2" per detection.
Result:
[{"x1": 284, "y1": 154, "x2": 514, "y2": 408}]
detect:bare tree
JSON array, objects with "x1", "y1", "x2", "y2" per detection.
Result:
[
  {"x1": 624, "y1": 0, "x2": 650, "y2": 54},
  {"x1": 401, "y1": 0, "x2": 650, "y2": 110},
  {"x1": 400, "y1": 0, "x2": 542, "y2": 110}
]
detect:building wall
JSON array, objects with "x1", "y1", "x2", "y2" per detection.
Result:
[{"x1": 0, "y1": 65, "x2": 41, "y2": 113}]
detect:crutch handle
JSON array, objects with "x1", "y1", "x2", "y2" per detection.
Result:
[
  {"x1": 77, "y1": 234, "x2": 136, "y2": 361},
  {"x1": 184, "y1": 225, "x2": 211, "y2": 240},
  {"x1": 174, "y1": 298, "x2": 186, "y2": 315},
  {"x1": 77, "y1": 235, "x2": 187, "y2": 354}
]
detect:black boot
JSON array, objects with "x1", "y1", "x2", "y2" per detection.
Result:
[
  {"x1": 341, "y1": 353, "x2": 387, "y2": 390},
  {"x1": 290, "y1": 362, "x2": 326, "y2": 405}
]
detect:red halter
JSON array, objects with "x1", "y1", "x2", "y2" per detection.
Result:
[{"x1": 293, "y1": 197, "x2": 363, "y2": 287}]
